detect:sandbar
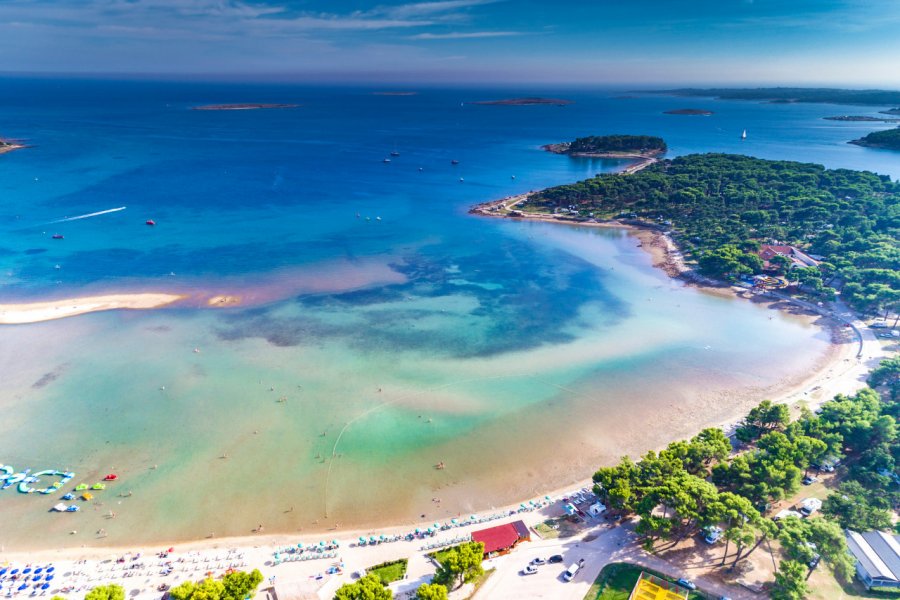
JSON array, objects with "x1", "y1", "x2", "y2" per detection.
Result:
[{"x1": 0, "y1": 293, "x2": 186, "y2": 325}]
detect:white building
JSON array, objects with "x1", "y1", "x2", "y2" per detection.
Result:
[{"x1": 845, "y1": 530, "x2": 900, "y2": 590}]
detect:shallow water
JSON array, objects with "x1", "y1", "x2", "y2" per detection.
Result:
[{"x1": 0, "y1": 80, "x2": 887, "y2": 549}]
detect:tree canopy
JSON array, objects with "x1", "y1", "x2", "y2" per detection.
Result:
[
  {"x1": 851, "y1": 127, "x2": 900, "y2": 151},
  {"x1": 563, "y1": 135, "x2": 667, "y2": 154},
  {"x1": 333, "y1": 574, "x2": 393, "y2": 600},
  {"x1": 414, "y1": 583, "x2": 449, "y2": 600},
  {"x1": 169, "y1": 570, "x2": 263, "y2": 600},
  {"x1": 85, "y1": 585, "x2": 125, "y2": 600},
  {"x1": 525, "y1": 153, "x2": 900, "y2": 314},
  {"x1": 432, "y1": 542, "x2": 485, "y2": 590}
]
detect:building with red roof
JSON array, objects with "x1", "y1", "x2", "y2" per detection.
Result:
[{"x1": 471, "y1": 520, "x2": 530, "y2": 556}]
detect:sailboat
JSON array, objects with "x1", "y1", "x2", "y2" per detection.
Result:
[{"x1": 741, "y1": 129, "x2": 747, "y2": 140}]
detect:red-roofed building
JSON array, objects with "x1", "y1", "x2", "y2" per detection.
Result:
[
  {"x1": 757, "y1": 244, "x2": 820, "y2": 271},
  {"x1": 471, "y1": 520, "x2": 531, "y2": 557}
]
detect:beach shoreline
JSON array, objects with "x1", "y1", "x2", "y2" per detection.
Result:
[{"x1": 0, "y1": 206, "x2": 883, "y2": 560}]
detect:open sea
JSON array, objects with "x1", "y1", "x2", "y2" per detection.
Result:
[{"x1": 0, "y1": 79, "x2": 897, "y2": 550}]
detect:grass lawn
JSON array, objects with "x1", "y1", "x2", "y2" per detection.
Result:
[
  {"x1": 367, "y1": 558, "x2": 408, "y2": 585},
  {"x1": 807, "y1": 565, "x2": 900, "y2": 600},
  {"x1": 584, "y1": 563, "x2": 706, "y2": 600}
]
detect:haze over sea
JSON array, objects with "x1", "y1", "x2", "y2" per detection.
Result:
[{"x1": 1, "y1": 80, "x2": 897, "y2": 550}]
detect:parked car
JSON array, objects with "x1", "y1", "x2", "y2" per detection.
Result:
[
  {"x1": 548, "y1": 554, "x2": 564, "y2": 564},
  {"x1": 530, "y1": 557, "x2": 546, "y2": 566},
  {"x1": 521, "y1": 565, "x2": 538, "y2": 576},
  {"x1": 676, "y1": 578, "x2": 697, "y2": 590},
  {"x1": 802, "y1": 475, "x2": 818, "y2": 485},
  {"x1": 562, "y1": 562, "x2": 581, "y2": 581},
  {"x1": 702, "y1": 526, "x2": 723, "y2": 544}
]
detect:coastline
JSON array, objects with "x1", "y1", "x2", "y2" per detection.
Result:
[
  {"x1": 0, "y1": 293, "x2": 186, "y2": 324},
  {"x1": 0, "y1": 203, "x2": 883, "y2": 561}
]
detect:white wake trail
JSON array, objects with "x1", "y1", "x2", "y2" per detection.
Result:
[{"x1": 51, "y1": 206, "x2": 127, "y2": 223}]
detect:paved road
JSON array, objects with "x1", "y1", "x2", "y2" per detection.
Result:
[{"x1": 472, "y1": 523, "x2": 757, "y2": 600}]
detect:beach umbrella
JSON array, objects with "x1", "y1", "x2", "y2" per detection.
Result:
[
  {"x1": 40, "y1": 584, "x2": 49, "y2": 591},
  {"x1": 319, "y1": 541, "x2": 325, "y2": 547},
  {"x1": 451, "y1": 518, "x2": 458, "y2": 525},
  {"x1": 358, "y1": 537, "x2": 366, "y2": 543},
  {"x1": 45, "y1": 568, "x2": 53, "y2": 574},
  {"x1": 31, "y1": 577, "x2": 40, "y2": 583},
  {"x1": 32, "y1": 570, "x2": 40, "y2": 576},
  {"x1": 369, "y1": 536, "x2": 377, "y2": 543},
  {"x1": 0, "y1": 569, "x2": 6, "y2": 576},
  {"x1": 21, "y1": 570, "x2": 30, "y2": 575},
  {"x1": 45, "y1": 577, "x2": 53, "y2": 582},
  {"x1": 17, "y1": 584, "x2": 26, "y2": 591},
  {"x1": 11, "y1": 570, "x2": 18, "y2": 575},
  {"x1": 332, "y1": 540, "x2": 339, "y2": 546},
  {"x1": 469, "y1": 515, "x2": 476, "y2": 521}
]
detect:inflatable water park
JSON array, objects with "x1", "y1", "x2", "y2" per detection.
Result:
[{"x1": 1, "y1": 464, "x2": 118, "y2": 513}]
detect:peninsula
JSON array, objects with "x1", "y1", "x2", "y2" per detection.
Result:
[
  {"x1": 471, "y1": 97, "x2": 573, "y2": 106},
  {"x1": 473, "y1": 149, "x2": 900, "y2": 316},
  {"x1": 663, "y1": 108, "x2": 714, "y2": 115},
  {"x1": 648, "y1": 87, "x2": 900, "y2": 106},
  {"x1": 882, "y1": 108, "x2": 900, "y2": 115},
  {"x1": 850, "y1": 127, "x2": 900, "y2": 150},
  {"x1": 192, "y1": 103, "x2": 299, "y2": 111}
]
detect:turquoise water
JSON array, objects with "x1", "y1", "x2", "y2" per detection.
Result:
[{"x1": 0, "y1": 80, "x2": 892, "y2": 549}]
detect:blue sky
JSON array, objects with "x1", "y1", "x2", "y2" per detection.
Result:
[{"x1": 2, "y1": 0, "x2": 900, "y2": 84}]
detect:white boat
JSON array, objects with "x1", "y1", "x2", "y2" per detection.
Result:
[
  {"x1": 741, "y1": 129, "x2": 747, "y2": 140},
  {"x1": 52, "y1": 503, "x2": 67, "y2": 512}
]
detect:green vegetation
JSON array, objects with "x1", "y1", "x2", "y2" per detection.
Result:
[
  {"x1": 592, "y1": 381, "x2": 900, "y2": 596},
  {"x1": 658, "y1": 88, "x2": 900, "y2": 106},
  {"x1": 85, "y1": 586, "x2": 125, "y2": 600},
  {"x1": 367, "y1": 558, "x2": 408, "y2": 585},
  {"x1": 771, "y1": 560, "x2": 811, "y2": 600},
  {"x1": 168, "y1": 569, "x2": 264, "y2": 600},
  {"x1": 852, "y1": 127, "x2": 900, "y2": 151},
  {"x1": 584, "y1": 563, "x2": 705, "y2": 600},
  {"x1": 432, "y1": 541, "x2": 485, "y2": 591},
  {"x1": 414, "y1": 583, "x2": 449, "y2": 600},
  {"x1": 526, "y1": 153, "x2": 900, "y2": 316},
  {"x1": 551, "y1": 135, "x2": 667, "y2": 155},
  {"x1": 334, "y1": 574, "x2": 393, "y2": 600},
  {"x1": 870, "y1": 356, "x2": 900, "y2": 401}
]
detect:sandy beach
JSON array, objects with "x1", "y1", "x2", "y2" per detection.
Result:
[
  {"x1": 0, "y1": 293, "x2": 186, "y2": 325},
  {"x1": 0, "y1": 141, "x2": 25, "y2": 155}
]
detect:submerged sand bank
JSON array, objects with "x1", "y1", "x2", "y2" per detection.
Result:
[{"x1": 0, "y1": 293, "x2": 186, "y2": 324}]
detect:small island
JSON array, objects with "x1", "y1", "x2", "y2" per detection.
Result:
[
  {"x1": 543, "y1": 134, "x2": 667, "y2": 158},
  {"x1": 192, "y1": 103, "x2": 299, "y2": 111},
  {"x1": 849, "y1": 127, "x2": 900, "y2": 150},
  {"x1": 0, "y1": 138, "x2": 24, "y2": 155},
  {"x1": 824, "y1": 115, "x2": 900, "y2": 122},
  {"x1": 882, "y1": 108, "x2": 900, "y2": 115},
  {"x1": 664, "y1": 108, "x2": 714, "y2": 115},
  {"x1": 372, "y1": 91, "x2": 418, "y2": 96},
  {"x1": 471, "y1": 97, "x2": 573, "y2": 106}
]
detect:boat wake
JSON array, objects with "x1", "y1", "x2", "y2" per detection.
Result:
[{"x1": 50, "y1": 206, "x2": 127, "y2": 223}]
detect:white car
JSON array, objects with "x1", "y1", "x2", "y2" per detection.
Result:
[
  {"x1": 522, "y1": 565, "x2": 538, "y2": 576},
  {"x1": 563, "y1": 563, "x2": 581, "y2": 581}
]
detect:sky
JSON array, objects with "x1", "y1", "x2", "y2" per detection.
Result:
[{"x1": 2, "y1": 0, "x2": 900, "y2": 85}]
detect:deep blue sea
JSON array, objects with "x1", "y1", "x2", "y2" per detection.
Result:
[{"x1": 0, "y1": 79, "x2": 896, "y2": 548}]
